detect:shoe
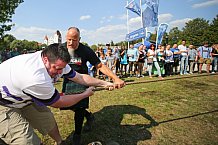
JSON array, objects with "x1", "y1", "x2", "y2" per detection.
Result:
[
  {"x1": 212, "y1": 71, "x2": 215, "y2": 74},
  {"x1": 72, "y1": 133, "x2": 81, "y2": 145},
  {"x1": 83, "y1": 113, "x2": 95, "y2": 132},
  {"x1": 158, "y1": 76, "x2": 164, "y2": 80}
]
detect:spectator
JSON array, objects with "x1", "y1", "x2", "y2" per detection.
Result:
[
  {"x1": 165, "y1": 44, "x2": 174, "y2": 76},
  {"x1": 211, "y1": 44, "x2": 218, "y2": 73},
  {"x1": 113, "y1": 46, "x2": 121, "y2": 74},
  {"x1": 188, "y1": 45, "x2": 198, "y2": 74},
  {"x1": 156, "y1": 45, "x2": 166, "y2": 76},
  {"x1": 127, "y1": 44, "x2": 138, "y2": 77},
  {"x1": 178, "y1": 40, "x2": 189, "y2": 75},
  {"x1": 137, "y1": 44, "x2": 145, "y2": 78},
  {"x1": 147, "y1": 44, "x2": 163, "y2": 79},
  {"x1": 106, "y1": 48, "x2": 117, "y2": 81},
  {"x1": 197, "y1": 41, "x2": 212, "y2": 73},
  {"x1": 170, "y1": 44, "x2": 180, "y2": 75},
  {"x1": 11, "y1": 47, "x2": 20, "y2": 58},
  {"x1": 120, "y1": 46, "x2": 128, "y2": 77},
  {"x1": 99, "y1": 52, "x2": 107, "y2": 80},
  {"x1": 142, "y1": 45, "x2": 148, "y2": 75}
]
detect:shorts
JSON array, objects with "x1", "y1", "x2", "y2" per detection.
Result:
[
  {"x1": 198, "y1": 57, "x2": 211, "y2": 64},
  {"x1": 0, "y1": 103, "x2": 56, "y2": 145}
]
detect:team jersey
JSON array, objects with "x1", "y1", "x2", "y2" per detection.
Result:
[{"x1": 0, "y1": 51, "x2": 75, "y2": 108}]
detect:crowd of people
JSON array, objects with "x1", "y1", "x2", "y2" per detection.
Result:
[{"x1": 91, "y1": 40, "x2": 218, "y2": 81}]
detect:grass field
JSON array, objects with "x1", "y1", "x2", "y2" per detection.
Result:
[{"x1": 42, "y1": 74, "x2": 218, "y2": 145}]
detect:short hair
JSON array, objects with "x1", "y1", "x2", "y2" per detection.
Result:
[
  {"x1": 41, "y1": 43, "x2": 71, "y2": 63},
  {"x1": 68, "y1": 27, "x2": 80, "y2": 35}
]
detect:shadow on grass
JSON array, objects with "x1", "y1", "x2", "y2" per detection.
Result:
[
  {"x1": 158, "y1": 109, "x2": 218, "y2": 124},
  {"x1": 64, "y1": 105, "x2": 158, "y2": 145}
]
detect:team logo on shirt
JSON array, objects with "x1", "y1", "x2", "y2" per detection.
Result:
[{"x1": 69, "y1": 57, "x2": 82, "y2": 65}]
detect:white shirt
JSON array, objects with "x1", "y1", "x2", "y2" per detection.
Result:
[
  {"x1": 0, "y1": 51, "x2": 73, "y2": 108},
  {"x1": 178, "y1": 44, "x2": 188, "y2": 56},
  {"x1": 147, "y1": 49, "x2": 157, "y2": 61}
]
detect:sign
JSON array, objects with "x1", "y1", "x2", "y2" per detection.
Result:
[{"x1": 125, "y1": 28, "x2": 146, "y2": 42}]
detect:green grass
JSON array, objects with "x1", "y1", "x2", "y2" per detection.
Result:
[{"x1": 42, "y1": 74, "x2": 218, "y2": 145}]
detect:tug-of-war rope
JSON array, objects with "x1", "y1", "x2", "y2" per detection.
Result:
[{"x1": 94, "y1": 73, "x2": 218, "y2": 91}]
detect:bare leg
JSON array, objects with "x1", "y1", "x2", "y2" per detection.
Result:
[
  {"x1": 199, "y1": 64, "x2": 203, "y2": 73},
  {"x1": 48, "y1": 123, "x2": 63, "y2": 145}
]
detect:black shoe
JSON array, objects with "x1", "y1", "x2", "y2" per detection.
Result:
[
  {"x1": 72, "y1": 133, "x2": 81, "y2": 145},
  {"x1": 83, "y1": 113, "x2": 95, "y2": 132}
]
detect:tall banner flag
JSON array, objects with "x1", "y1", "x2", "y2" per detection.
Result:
[
  {"x1": 125, "y1": 0, "x2": 141, "y2": 16},
  {"x1": 141, "y1": 0, "x2": 159, "y2": 28},
  {"x1": 155, "y1": 23, "x2": 168, "y2": 48},
  {"x1": 145, "y1": 31, "x2": 152, "y2": 41}
]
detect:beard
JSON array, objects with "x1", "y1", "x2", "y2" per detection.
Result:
[{"x1": 68, "y1": 48, "x2": 75, "y2": 57}]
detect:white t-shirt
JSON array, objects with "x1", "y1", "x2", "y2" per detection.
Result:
[
  {"x1": 147, "y1": 49, "x2": 157, "y2": 61},
  {"x1": 178, "y1": 45, "x2": 188, "y2": 56},
  {"x1": 0, "y1": 51, "x2": 75, "y2": 108}
]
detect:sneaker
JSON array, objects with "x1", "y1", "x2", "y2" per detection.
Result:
[
  {"x1": 212, "y1": 71, "x2": 215, "y2": 74},
  {"x1": 83, "y1": 113, "x2": 95, "y2": 132},
  {"x1": 72, "y1": 133, "x2": 81, "y2": 145}
]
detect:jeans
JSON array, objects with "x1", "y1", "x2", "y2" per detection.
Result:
[
  {"x1": 148, "y1": 61, "x2": 162, "y2": 77},
  {"x1": 212, "y1": 57, "x2": 218, "y2": 72},
  {"x1": 180, "y1": 55, "x2": 188, "y2": 74}
]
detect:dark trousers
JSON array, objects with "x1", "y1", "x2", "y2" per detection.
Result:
[
  {"x1": 165, "y1": 62, "x2": 173, "y2": 76},
  {"x1": 74, "y1": 108, "x2": 91, "y2": 135}
]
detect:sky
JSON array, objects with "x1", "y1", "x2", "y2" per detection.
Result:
[{"x1": 7, "y1": 0, "x2": 218, "y2": 46}]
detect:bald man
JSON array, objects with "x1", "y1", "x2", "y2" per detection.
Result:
[{"x1": 60, "y1": 27, "x2": 125, "y2": 145}]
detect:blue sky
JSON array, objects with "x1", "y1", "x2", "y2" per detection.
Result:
[{"x1": 7, "y1": 0, "x2": 218, "y2": 45}]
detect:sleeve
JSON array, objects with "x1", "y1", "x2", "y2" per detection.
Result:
[
  {"x1": 22, "y1": 83, "x2": 60, "y2": 106},
  {"x1": 86, "y1": 47, "x2": 101, "y2": 66}
]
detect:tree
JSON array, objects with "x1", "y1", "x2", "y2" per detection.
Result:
[
  {"x1": 209, "y1": 15, "x2": 218, "y2": 44},
  {"x1": 182, "y1": 18, "x2": 209, "y2": 46},
  {"x1": 168, "y1": 27, "x2": 182, "y2": 45},
  {"x1": 0, "y1": 0, "x2": 24, "y2": 38},
  {"x1": 0, "y1": 34, "x2": 16, "y2": 50},
  {"x1": 91, "y1": 44, "x2": 97, "y2": 51}
]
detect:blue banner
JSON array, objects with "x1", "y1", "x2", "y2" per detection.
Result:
[
  {"x1": 125, "y1": 0, "x2": 141, "y2": 16},
  {"x1": 125, "y1": 28, "x2": 146, "y2": 42},
  {"x1": 141, "y1": 0, "x2": 159, "y2": 28},
  {"x1": 156, "y1": 23, "x2": 168, "y2": 48},
  {"x1": 145, "y1": 31, "x2": 152, "y2": 41}
]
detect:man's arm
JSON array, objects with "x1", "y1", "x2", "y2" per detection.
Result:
[
  {"x1": 68, "y1": 71, "x2": 113, "y2": 87},
  {"x1": 50, "y1": 87, "x2": 94, "y2": 108},
  {"x1": 96, "y1": 63, "x2": 125, "y2": 88}
]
